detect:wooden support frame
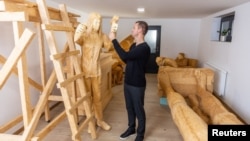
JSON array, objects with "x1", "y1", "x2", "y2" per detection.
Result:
[
  {"x1": 34, "y1": 0, "x2": 97, "y2": 140},
  {"x1": 1, "y1": 0, "x2": 95, "y2": 140}
]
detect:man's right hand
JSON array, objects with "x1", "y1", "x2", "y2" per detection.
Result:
[{"x1": 109, "y1": 32, "x2": 116, "y2": 41}]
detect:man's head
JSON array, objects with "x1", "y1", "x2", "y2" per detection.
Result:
[
  {"x1": 131, "y1": 21, "x2": 148, "y2": 38},
  {"x1": 136, "y1": 21, "x2": 148, "y2": 35}
]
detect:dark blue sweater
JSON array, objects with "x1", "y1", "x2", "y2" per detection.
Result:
[{"x1": 112, "y1": 39, "x2": 150, "y2": 87}]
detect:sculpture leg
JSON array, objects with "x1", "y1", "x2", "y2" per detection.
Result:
[{"x1": 92, "y1": 76, "x2": 111, "y2": 131}]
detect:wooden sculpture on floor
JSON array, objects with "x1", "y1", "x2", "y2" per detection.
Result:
[
  {"x1": 156, "y1": 56, "x2": 178, "y2": 68},
  {"x1": 157, "y1": 65, "x2": 244, "y2": 141},
  {"x1": 175, "y1": 52, "x2": 188, "y2": 67},
  {"x1": 158, "y1": 69, "x2": 207, "y2": 141},
  {"x1": 74, "y1": 12, "x2": 113, "y2": 131},
  {"x1": 175, "y1": 52, "x2": 198, "y2": 68}
]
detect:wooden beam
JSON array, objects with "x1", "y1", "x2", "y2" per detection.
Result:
[
  {"x1": 42, "y1": 24, "x2": 74, "y2": 32},
  {"x1": 0, "y1": 12, "x2": 28, "y2": 21},
  {"x1": 51, "y1": 50, "x2": 80, "y2": 60},
  {"x1": 0, "y1": 1, "x2": 79, "y2": 23},
  {"x1": 21, "y1": 70, "x2": 57, "y2": 141},
  {"x1": 0, "y1": 28, "x2": 35, "y2": 89},
  {"x1": 5, "y1": 0, "x2": 26, "y2": 3},
  {"x1": 75, "y1": 115, "x2": 94, "y2": 138},
  {"x1": 68, "y1": 95, "x2": 90, "y2": 114},
  {"x1": 0, "y1": 54, "x2": 43, "y2": 91},
  {"x1": 13, "y1": 21, "x2": 33, "y2": 127},
  {"x1": 0, "y1": 115, "x2": 23, "y2": 132},
  {"x1": 34, "y1": 111, "x2": 66, "y2": 141},
  {"x1": 57, "y1": 73, "x2": 85, "y2": 88},
  {"x1": 48, "y1": 95, "x2": 63, "y2": 101},
  {"x1": 0, "y1": 134, "x2": 22, "y2": 140}
]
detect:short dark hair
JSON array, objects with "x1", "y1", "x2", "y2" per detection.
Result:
[{"x1": 136, "y1": 21, "x2": 148, "y2": 35}]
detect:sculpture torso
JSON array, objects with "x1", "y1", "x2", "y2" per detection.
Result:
[{"x1": 81, "y1": 32, "x2": 103, "y2": 77}]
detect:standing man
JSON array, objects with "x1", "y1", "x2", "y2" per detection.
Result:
[
  {"x1": 109, "y1": 21, "x2": 151, "y2": 141},
  {"x1": 74, "y1": 12, "x2": 112, "y2": 131}
]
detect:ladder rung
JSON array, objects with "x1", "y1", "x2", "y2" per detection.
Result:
[
  {"x1": 42, "y1": 24, "x2": 74, "y2": 32},
  {"x1": 48, "y1": 95, "x2": 63, "y2": 101},
  {"x1": 51, "y1": 50, "x2": 80, "y2": 60},
  {"x1": 68, "y1": 94, "x2": 90, "y2": 114},
  {"x1": 57, "y1": 73, "x2": 84, "y2": 88},
  {"x1": 75, "y1": 114, "x2": 94, "y2": 138}
]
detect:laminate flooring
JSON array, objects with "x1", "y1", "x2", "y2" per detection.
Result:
[{"x1": 36, "y1": 73, "x2": 183, "y2": 141}]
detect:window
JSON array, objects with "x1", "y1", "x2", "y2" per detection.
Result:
[
  {"x1": 211, "y1": 12, "x2": 235, "y2": 42},
  {"x1": 219, "y1": 13, "x2": 234, "y2": 42}
]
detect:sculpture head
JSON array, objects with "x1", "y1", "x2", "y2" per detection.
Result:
[
  {"x1": 177, "y1": 53, "x2": 185, "y2": 59},
  {"x1": 86, "y1": 12, "x2": 102, "y2": 35}
]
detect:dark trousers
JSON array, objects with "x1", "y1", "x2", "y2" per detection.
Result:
[{"x1": 124, "y1": 83, "x2": 146, "y2": 137}]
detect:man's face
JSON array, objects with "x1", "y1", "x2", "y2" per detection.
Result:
[
  {"x1": 93, "y1": 19, "x2": 100, "y2": 31},
  {"x1": 131, "y1": 23, "x2": 140, "y2": 37}
]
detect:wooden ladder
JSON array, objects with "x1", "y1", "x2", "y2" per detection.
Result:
[{"x1": 33, "y1": 0, "x2": 97, "y2": 140}]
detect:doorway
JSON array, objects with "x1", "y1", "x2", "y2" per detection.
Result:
[{"x1": 145, "y1": 26, "x2": 161, "y2": 73}]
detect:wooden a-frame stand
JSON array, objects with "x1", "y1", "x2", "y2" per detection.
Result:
[{"x1": 0, "y1": 0, "x2": 96, "y2": 140}]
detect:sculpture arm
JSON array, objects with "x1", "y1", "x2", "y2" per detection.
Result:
[
  {"x1": 74, "y1": 23, "x2": 87, "y2": 46},
  {"x1": 102, "y1": 34, "x2": 113, "y2": 51}
]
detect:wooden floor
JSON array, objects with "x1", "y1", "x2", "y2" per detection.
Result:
[{"x1": 36, "y1": 73, "x2": 183, "y2": 141}]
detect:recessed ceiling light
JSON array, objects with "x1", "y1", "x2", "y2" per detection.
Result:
[{"x1": 137, "y1": 7, "x2": 145, "y2": 13}]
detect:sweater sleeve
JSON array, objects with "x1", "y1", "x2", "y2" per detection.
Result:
[
  {"x1": 112, "y1": 39, "x2": 127, "y2": 63},
  {"x1": 112, "y1": 39, "x2": 149, "y2": 62}
]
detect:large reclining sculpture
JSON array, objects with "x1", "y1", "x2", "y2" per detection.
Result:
[{"x1": 157, "y1": 58, "x2": 244, "y2": 141}]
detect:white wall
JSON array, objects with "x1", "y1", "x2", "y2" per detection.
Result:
[
  {"x1": 102, "y1": 18, "x2": 201, "y2": 59},
  {"x1": 198, "y1": 2, "x2": 250, "y2": 123}
]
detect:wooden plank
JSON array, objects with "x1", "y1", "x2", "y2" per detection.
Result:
[
  {"x1": 0, "y1": 1, "x2": 26, "y2": 11},
  {"x1": 34, "y1": 111, "x2": 66, "y2": 141},
  {"x1": 0, "y1": 115, "x2": 22, "y2": 132},
  {"x1": 36, "y1": 22, "x2": 51, "y2": 121},
  {"x1": 0, "y1": 1, "x2": 79, "y2": 23},
  {"x1": 5, "y1": 0, "x2": 25, "y2": 3},
  {"x1": 51, "y1": 50, "x2": 80, "y2": 60},
  {"x1": 0, "y1": 28, "x2": 35, "y2": 89},
  {"x1": 57, "y1": 73, "x2": 84, "y2": 88},
  {"x1": 21, "y1": 70, "x2": 57, "y2": 141},
  {"x1": 0, "y1": 134, "x2": 22, "y2": 140},
  {"x1": 48, "y1": 95, "x2": 63, "y2": 101},
  {"x1": 0, "y1": 54, "x2": 43, "y2": 91},
  {"x1": 69, "y1": 95, "x2": 90, "y2": 114},
  {"x1": 0, "y1": 12, "x2": 28, "y2": 21},
  {"x1": 13, "y1": 21, "x2": 33, "y2": 127},
  {"x1": 41, "y1": 24, "x2": 74, "y2": 31},
  {"x1": 76, "y1": 115, "x2": 93, "y2": 138}
]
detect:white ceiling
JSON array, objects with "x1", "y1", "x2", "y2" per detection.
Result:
[{"x1": 50, "y1": 0, "x2": 250, "y2": 18}]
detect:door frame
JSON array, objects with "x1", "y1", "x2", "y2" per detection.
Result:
[{"x1": 145, "y1": 25, "x2": 161, "y2": 73}]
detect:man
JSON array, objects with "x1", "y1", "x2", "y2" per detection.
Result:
[
  {"x1": 109, "y1": 21, "x2": 151, "y2": 141},
  {"x1": 74, "y1": 12, "x2": 112, "y2": 131}
]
